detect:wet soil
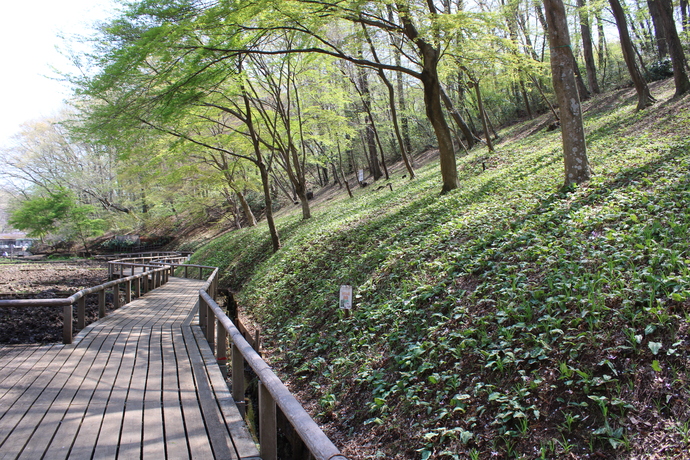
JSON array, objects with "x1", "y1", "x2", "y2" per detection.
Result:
[{"x1": 0, "y1": 260, "x2": 114, "y2": 344}]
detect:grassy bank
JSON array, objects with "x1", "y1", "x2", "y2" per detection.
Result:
[{"x1": 190, "y1": 79, "x2": 690, "y2": 459}]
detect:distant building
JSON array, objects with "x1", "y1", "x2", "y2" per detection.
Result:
[{"x1": 0, "y1": 232, "x2": 34, "y2": 257}]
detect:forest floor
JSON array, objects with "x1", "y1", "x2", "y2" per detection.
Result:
[{"x1": 0, "y1": 259, "x2": 111, "y2": 343}]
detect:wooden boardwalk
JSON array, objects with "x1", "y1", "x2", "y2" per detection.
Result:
[{"x1": 0, "y1": 277, "x2": 259, "y2": 460}]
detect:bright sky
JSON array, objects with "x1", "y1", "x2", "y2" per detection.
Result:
[{"x1": 0, "y1": 0, "x2": 117, "y2": 149}]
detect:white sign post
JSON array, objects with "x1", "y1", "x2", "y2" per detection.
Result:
[
  {"x1": 357, "y1": 169, "x2": 364, "y2": 183},
  {"x1": 339, "y1": 285, "x2": 353, "y2": 310}
]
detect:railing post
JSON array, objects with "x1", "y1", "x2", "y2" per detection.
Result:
[
  {"x1": 98, "y1": 290, "x2": 106, "y2": 318},
  {"x1": 184, "y1": 266, "x2": 189, "y2": 278},
  {"x1": 217, "y1": 322, "x2": 228, "y2": 379},
  {"x1": 232, "y1": 344, "x2": 245, "y2": 417},
  {"x1": 259, "y1": 381, "x2": 277, "y2": 460},
  {"x1": 125, "y1": 280, "x2": 132, "y2": 304},
  {"x1": 199, "y1": 294, "x2": 207, "y2": 334},
  {"x1": 206, "y1": 304, "x2": 215, "y2": 348},
  {"x1": 199, "y1": 266, "x2": 203, "y2": 280},
  {"x1": 77, "y1": 297, "x2": 86, "y2": 330},
  {"x1": 108, "y1": 263, "x2": 113, "y2": 280},
  {"x1": 131, "y1": 265, "x2": 135, "y2": 276},
  {"x1": 135, "y1": 276, "x2": 141, "y2": 298},
  {"x1": 113, "y1": 283, "x2": 120, "y2": 309},
  {"x1": 63, "y1": 304, "x2": 73, "y2": 344},
  {"x1": 254, "y1": 330, "x2": 261, "y2": 354}
]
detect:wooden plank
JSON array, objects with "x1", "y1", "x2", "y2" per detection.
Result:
[
  {"x1": 181, "y1": 323, "x2": 237, "y2": 460},
  {"x1": 0, "y1": 277, "x2": 253, "y2": 460},
  {"x1": 172, "y1": 325, "x2": 215, "y2": 459},
  {"x1": 41, "y1": 328, "x2": 123, "y2": 460},
  {"x1": 142, "y1": 328, "x2": 166, "y2": 459},
  {"x1": 0, "y1": 345, "x2": 69, "y2": 457},
  {"x1": 16, "y1": 324, "x2": 121, "y2": 460},
  {"x1": 161, "y1": 327, "x2": 190, "y2": 460},
  {"x1": 0, "y1": 344, "x2": 49, "y2": 381},
  {"x1": 117, "y1": 328, "x2": 149, "y2": 460},
  {"x1": 190, "y1": 323, "x2": 260, "y2": 459},
  {"x1": 0, "y1": 345, "x2": 58, "y2": 402},
  {"x1": 91, "y1": 329, "x2": 141, "y2": 459},
  {"x1": 66, "y1": 328, "x2": 131, "y2": 459}
]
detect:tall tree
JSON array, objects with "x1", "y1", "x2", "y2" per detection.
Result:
[
  {"x1": 361, "y1": 23, "x2": 415, "y2": 178},
  {"x1": 543, "y1": 0, "x2": 591, "y2": 185},
  {"x1": 647, "y1": 0, "x2": 669, "y2": 58},
  {"x1": 214, "y1": 0, "x2": 465, "y2": 192},
  {"x1": 577, "y1": 0, "x2": 601, "y2": 94},
  {"x1": 653, "y1": 0, "x2": 690, "y2": 96},
  {"x1": 609, "y1": 0, "x2": 655, "y2": 110},
  {"x1": 1, "y1": 114, "x2": 130, "y2": 214}
]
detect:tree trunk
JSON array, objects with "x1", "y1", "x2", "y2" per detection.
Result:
[
  {"x1": 572, "y1": 53, "x2": 591, "y2": 100},
  {"x1": 337, "y1": 142, "x2": 354, "y2": 198},
  {"x1": 395, "y1": 0, "x2": 458, "y2": 193},
  {"x1": 578, "y1": 0, "x2": 601, "y2": 94},
  {"x1": 286, "y1": 144, "x2": 311, "y2": 219},
  {"x1": 596, "y1": 11, "x2": 607, "y2": 69},
  {"x1": 544, "y1": 0, "x2": 591, "y2": 186},
  {"x1": 647, "y1": 0, "x2": 669, "y2": 58},
  {"x1": 421, "y1": 61, "x2": 459, "y2": 193},
  {"x1": 609, "y1": 0, "x2": 655, "y2": 110},
  {"x1": 388, "y1": 4, "x2": 412, "y2": 158},
  {"x1": 397, "y1": 70, "x2": 412, "y2": 158},
  {"x1": 235, "y1": 189, "x2": 257, "y2": 227},
  {"x1": 322, "y1": 166, "x2": 328, "y2": 185},
  {"x1": 329, "y1": 162, "x2": 340, "y2": 186},
  {"x1": 440, "y1": 87, "x2": 480, "y2": 148},
  {"x1": 378, "y1": 67, "x2": 415, "y2": 178},
  {"x1": 519, "y1": 79, "x2": 533, "y2": 118},
  {"x1": 357, "y1": 66, "x2": 382, "y2": 181},
  {"x1": 471, "y1": 79, "x2": 494, "y2": 152},
  {"x1": 243, "y1": 90, "x2": 280, "y2": 251},
  {"x1": 655, "y1": 0, "x2": 690, "y2": 96},
  {"x1": 258, "y1": 161, "x2": 280, "y2": 251}
]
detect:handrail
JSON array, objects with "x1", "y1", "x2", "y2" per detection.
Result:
[
  {"x1": 198, "y1": 288, "x2": 348, "y2": 460},
  {"x1": 108, "y1": 254, "x2": 189, "y2": 279},
  {"x1": 97, "y1": 251, "x2": 192, "y2": 260},
  {"x1": 0, "y1": 265, "x2": 171, "y2": 344}
]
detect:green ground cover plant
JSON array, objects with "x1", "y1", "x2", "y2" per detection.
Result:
[{"x1": 190, "y1": 80, "x2": 690, "y2": 459}]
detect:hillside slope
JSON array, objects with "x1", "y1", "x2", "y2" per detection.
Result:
[{"x1": 190, "y1": 79, "x2": 690, "y2": 459}]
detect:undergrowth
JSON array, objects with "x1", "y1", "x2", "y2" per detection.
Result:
[{"x1": 190, "y1": 80, "x2": 690, "y2": 459}]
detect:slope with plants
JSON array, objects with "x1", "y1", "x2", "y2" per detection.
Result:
[{"x1": 190, "y1": 80, "x2": 690, "y2": 459}]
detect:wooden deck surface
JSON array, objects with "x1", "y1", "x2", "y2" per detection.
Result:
[{"x1": 0, "y1": 277, "x2": 259, "y2": 460}]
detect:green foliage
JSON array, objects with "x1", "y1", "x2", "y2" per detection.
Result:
[
  {"x1": 62, "y1": 203, "x2": 107, "y2": 249},
  {"x1": 9, "y1": 190, "x2": 73, "y2": 239},
  {"x1": 190, "y1": 81, "x2": 690, "y2": 457},
  {"x1": 9, "y1": 189, "x2": 106, "y2": 248}
]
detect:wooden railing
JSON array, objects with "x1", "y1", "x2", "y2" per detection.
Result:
[
  {"x1": 0, "y1": 265, "x2": 172, "y2": 344},
  {"x1": 197, "y1": 274, "x2": 348, "y2": 460},
  {"x1": 107, "y1": 252, "x2": 190, "y2": 279}
]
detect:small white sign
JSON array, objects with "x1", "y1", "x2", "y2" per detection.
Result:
[
  {"x1": 358, "y1": 169, "x2": 364, "y2": 182},
  {"x1": 339, "y1": 285, "x2": 353, "y2": 310}
]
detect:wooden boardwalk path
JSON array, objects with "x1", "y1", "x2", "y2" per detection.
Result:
[{"x1": 0, "y1": 277, "x2": 259, "y2": 460}]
